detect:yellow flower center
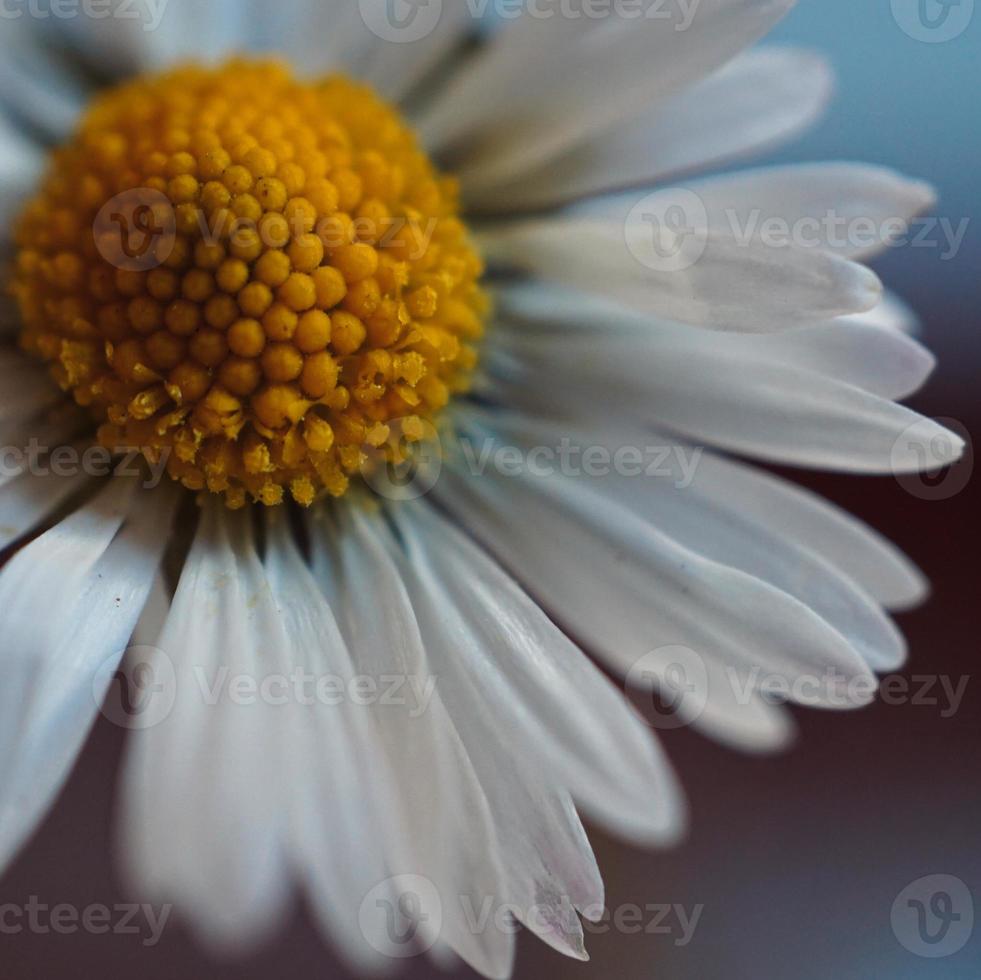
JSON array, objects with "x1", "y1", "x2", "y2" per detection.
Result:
[{"x1": 11, "y1": 59, "x2": 486, "y2": 507}]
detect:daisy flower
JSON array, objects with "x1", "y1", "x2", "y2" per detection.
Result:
[{"x1": 0, "y1": 0, "x2": 964, "y2": 975}]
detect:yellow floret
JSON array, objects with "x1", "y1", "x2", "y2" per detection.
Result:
[{"x1": 11, "y1": 59, "x2": 486, "y2": 506}]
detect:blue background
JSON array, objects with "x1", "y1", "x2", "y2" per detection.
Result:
[{"x1": 768, "y1": 0, "x2": 980, "y2": 377}]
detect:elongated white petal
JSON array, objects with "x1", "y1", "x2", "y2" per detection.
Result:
[
  {"x1": 573, "y1": 164, "x2": 935, "y2": 260},
  {"x1": 483, "y1": 288, "x2": 934, "y2": 607},
  {"x1": 0, "y1": 110, "x2": 41, "y2": 233},
  {"x1": 0, "y1": 22, "x2": 85, "y2": 140},
  {"x1": 314, "y1": 505, "x2": 515, "y2": 979},
  {"x1": 657, "y1": 449, "x2": 931, "y2": 610},
  {"x1": 49, "y1": 0, "x2": 252, "y2": 73},
  {"x1": 49, "y1": 0, "x2": 468, "y2": 103},
  {"x1": 468, "y1": 46, "x2": 833, "y2": 210},
  {"x1": 434, "y1": 439, "x2": 878, "y2": 752},
  {"x1": 730, "y1": 320, "x2": 935, "y2": 400},
  {"x1": 261, "y1": 509, "x2": 402, "y2": 973},
  {"x1": 391, "y1": 498, "x2": 685, "y2": 845},
  {"x1": 354, "y1": 2, "x2": 476, "y2": 102},
  {"x1": 0, "y1": 360, "x2": 61, "y2": 424},
  {"x1": 479, "y1": 218, "x2": 881, "y2": 331},
  {"x1": 850, "y1": 292, "x2": 920, "y2": 335},
  {"x1": 0, "y1": 469, "x2": 92, "y2": 552},
  {"x1": 342, "y1": 506, "x2": 608, "y2": 962},
  {"x1": 253, "y1": 0, "x2": 471, "y2": 96},
  {"x1": 0, "y1": 479, "x2": 175, "y2": 872},
  {"x1": 491, "y1": 283, "x2": 935, "y2": 399},
  {"x1": 0, "y1": 409, "x2": 90, "y2": 496},
  {"x1": 485, "y1": 321, "x2": 960, "y2": 472},
  {"x1": 422, "y1": 0, "x2": 796, "y2": 182},
  {"x1": 120, "y1": 503, "x2": 292, "y2": 954},
  {"x1": 131, "y1": 572, "x2": 171, "y2": 647},
  {"x1": 472, "y1": 411, "x2": 908, "y2": 671}
]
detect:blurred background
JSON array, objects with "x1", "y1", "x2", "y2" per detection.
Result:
[{"x1": 2, "y1": 1, "x2": 979, "y2": 977}]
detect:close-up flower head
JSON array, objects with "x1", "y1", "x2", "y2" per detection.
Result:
[{"x1": 0, "y1": 1, "x2": 977, "y2": 978}]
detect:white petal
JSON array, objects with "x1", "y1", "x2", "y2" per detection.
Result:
[
  {"x1": 344, "y1": 506, "x2": 608, "y2": 963},
  {"x1": 49, "y1": 0, "x2": 253, "y2": 74},
  {"x1": 0, "y1": 479, "x2": 175, "y2": 872},
  {"x1": 478, "y1": 217, "x2": 882, "y2": 331},
  {"x1": 849, "y1": 291, "x2": 920, "y2": 335},
  {"x1": 50, "y1": 0, "x2": 469, "y2": 102},
  {"x1": 313, "y1": 505, "x2": 516, "y2": 979},
  {"x1": 730, "y1": 320, "x2": 935, "y2": 400},
  {"x1": 0, "y1": 110, "x2": 41, "y2": 233},
  {"x1": 131, "y1": 572, "x2": 171, "y2": 647},
  {"x1": 120, "y1": 502, "x2": 292, "y2": 954},
  {"x1": 354, "y1": 1, "x2": 476, "y2": 102},
  {"x1": 606, "y1": 163, "x2": 936, "y2": 260},
  {"x1": 658, "y1": 449, "x2": 930, "y2": 610},
  {"x1": 0, "y1": 470, "x2": 92, "y2": 551},
  {"x1": 421, "y1": 0, "x2": 795, "y2": 183},
  {"x1": 0, "y1": 405, "x2": 89, "y2": 491},
  {"x1": 651, "y1": 654, "x2": 798, "y2": 754},
  {"x1": 475, "y1": 411, "x2": 908, "y2": 672},
  {"x1": 486, "y1": 303, "x2": 958, "y2": 473},
  {"x1": 0, "y1": 22, "x2": 85, "y2": 140},
  {"x1": 491, "y1": 283, "x2": 935, "y2": 399},
  {"x1": 434, "y1": 442, "x2": 878, "y2": 753},
  {"x1": 391, "y1": 498, "x2": 685, "y2": 845},
  {"x1": 467, "y1": 46, "x2": 833, "y2": 210},
  {"x1": 261, "y1": 509, "x2": 402, "y2": 973},
  {"x1": 483, "y1": 295, "x2": 932, "y2": 608},
  {"x1": 0, "y1": 359, "x2": 61, "y2": 424}
]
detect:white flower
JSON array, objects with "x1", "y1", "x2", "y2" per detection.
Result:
[{"x1": 0, "y1": 1, "x2": 964, "y2": 976}]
